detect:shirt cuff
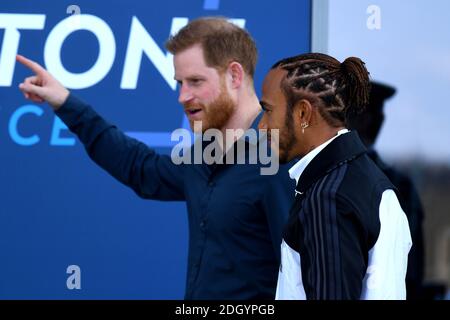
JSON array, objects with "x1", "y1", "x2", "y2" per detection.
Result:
[{"x1": 54, "y1": 93, "x2": 90, "y2": 128}]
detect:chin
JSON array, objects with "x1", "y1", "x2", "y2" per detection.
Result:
[
  {"x1": 188, "y1": 119, "x2": 211, "y2": 133},
  {"x1": 279, "y1": 157, "x2": 290, "y2": 165}
]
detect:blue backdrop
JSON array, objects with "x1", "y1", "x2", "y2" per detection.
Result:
[{"x1": 0, "y1": 0, "x2": 311, "y2": 299}]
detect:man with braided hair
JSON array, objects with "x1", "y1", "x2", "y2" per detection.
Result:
[{"x1": 258, "y1": 53, "x2": 412, "y2": 300}]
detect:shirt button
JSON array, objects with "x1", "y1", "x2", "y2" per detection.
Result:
[
  {"x1": 208, "y1": 181, "x2": 215, "y2": 187},
  {"x1": 200, "y1": 220, "x2": 206, "y2": 228}
]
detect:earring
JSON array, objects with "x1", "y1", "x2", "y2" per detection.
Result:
[{"x1": 301, "y1": 122, "x2": 309, "y2": 134}]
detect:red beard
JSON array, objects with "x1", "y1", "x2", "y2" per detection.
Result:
[{"x1": 184, "y1": 84, "x2": 236, "y2": 133}]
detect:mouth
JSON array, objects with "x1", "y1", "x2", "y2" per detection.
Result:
[
  {"x1": 186, "y1": 108, "x2": 201, "y2": 115},
  {"x1": 185, "y1": 108, "x2": 203, "y2": 119}
]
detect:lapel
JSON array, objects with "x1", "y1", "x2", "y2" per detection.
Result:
[
  {"x1": 295, "y1": 131, "x2": 367, "y2": 195},
  {"x1": 289, "y1": 192, "x2": 305, "y2": 217}
]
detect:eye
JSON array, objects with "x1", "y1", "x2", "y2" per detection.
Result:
[
  {"x1": 260, "y1": 102, "x2": 271, "y2": 113},
  {"x1": 189, "y1": 78, "x2": 203, "y2": 86}
]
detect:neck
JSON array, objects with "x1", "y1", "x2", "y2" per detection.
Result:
[
  {"x1": 300, "y1": 125, "x2": 346, "y2": 157},
  {"x1": 219, "y1": 90, "x2": 261, "y2": 152}
]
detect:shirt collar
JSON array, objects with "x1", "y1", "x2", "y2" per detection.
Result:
[{"x1": 289, "y1": 129, "x2": 349, "y2": 185}]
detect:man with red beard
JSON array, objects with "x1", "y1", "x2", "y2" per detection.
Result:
[{"x1": 16, "y1": 17, "x2": 294, "y2": 299}]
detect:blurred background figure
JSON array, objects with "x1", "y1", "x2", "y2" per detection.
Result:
[
  {"x1": 347, "y1": 81, "x2": 425, "y2": 299},
  {"x1": 328, "y1": 0, "x2": 450, "y2": 300}
]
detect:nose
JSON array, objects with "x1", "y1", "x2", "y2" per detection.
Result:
[{"x1": 178, "y1": 83, "x2": 193, "y2": 104}]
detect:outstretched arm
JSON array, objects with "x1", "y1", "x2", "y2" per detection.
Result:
[{"x1": 17, "y1": 55, "x2": 185, "y2": 201}]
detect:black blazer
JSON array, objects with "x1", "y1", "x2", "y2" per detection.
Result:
[{"x1": 283, "y1": 131, "x2": 395, "y2": 299}]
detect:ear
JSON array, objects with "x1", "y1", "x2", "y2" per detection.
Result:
[
  {"x1": 293, "y1": 99, "x2": 313, "y2": 125},
  {"x1": 227, "y1": 61, "x2": 244, "y2": 89}
]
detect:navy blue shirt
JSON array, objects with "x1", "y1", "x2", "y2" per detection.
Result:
[{"x1": 56, "y1": 94, "x2": 294, "y2": 299}]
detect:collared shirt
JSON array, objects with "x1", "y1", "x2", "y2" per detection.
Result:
[
  {"x1": 288, "y1": 129, "x2": 349, "y2": 185},
  {"x1": 276, "y1": 131, "x2": 412, "y2": 300},
  {"x1": 56, "y1": 94, "x2": 295, "y2": 299}
]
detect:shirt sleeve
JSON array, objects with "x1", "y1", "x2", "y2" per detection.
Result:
[
  {"x1": 360, "y1": 189, "x2": 412, "y2": 300},
  {"x1": 55, "y1": 94, "x2": 185, "y2": 201}
]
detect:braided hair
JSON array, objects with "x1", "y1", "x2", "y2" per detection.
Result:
[{"x1": 272, "y1": 53, "x2": 371, "y2": 127}]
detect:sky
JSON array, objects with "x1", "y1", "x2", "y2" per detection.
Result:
[{"x1": 327, "y1": 0, "x2": 450, "y2": 163}]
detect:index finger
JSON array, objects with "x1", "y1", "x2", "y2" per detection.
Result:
[{"x1": 16, "y1": 55, "x2": 46, "y2": 75}]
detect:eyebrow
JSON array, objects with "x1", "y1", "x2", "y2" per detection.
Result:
[{"x1": 174, "y1": 75, "x2": 206, "y2": 81}]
